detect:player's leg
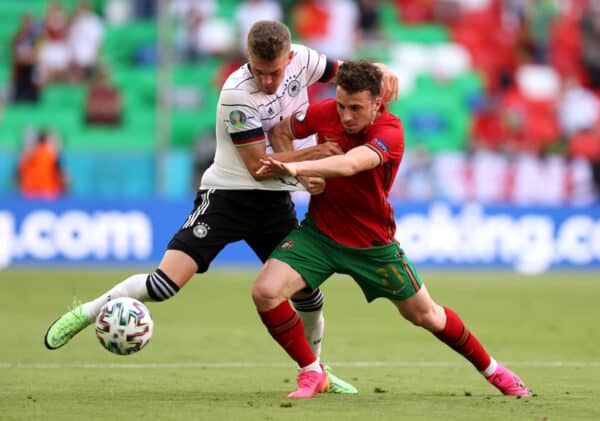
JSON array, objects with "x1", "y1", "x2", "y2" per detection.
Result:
[
  {"x1": 250, "y1": 237, "x2": 327, "y2": 361},
  {"x1": 246, "y1": 201, "x2": 327, "y2": 360},
  {"x1": 252, "y1": 258, "x2": 329, "y2": 398},
  {"x1": 287, "y1": 288, "x2": 358, "y2": 393},
  {"x1": 44, "y1": 249, "x2": 198, "y2": 350},
  {"x1": 345, "y1": 242, "x2": 531, "y2": 396},
  {"x1": 249, "y1": 211, "x2": 357, "y2": 394},
  {"x1": 253, "y1": 243, "x2": 355, "y2": 394},
  {"x1": 84, "y1": 249, "x2": 199, "y2": 315},
  {"x1": 290, "y1": 289, "x2": 324, "y2": 358},
  {"x1": 44, "y1": 189, "x2": 232, "y2": 350},
  {"x1": 252, "y1": 220, "x2": 335, "y2": 398},
  {"x1": 392, "y1": 288, "x2": 531, "y2": 396},
  {"x1": 386, "y1": 251, "x2": 531, "y2": 396}
]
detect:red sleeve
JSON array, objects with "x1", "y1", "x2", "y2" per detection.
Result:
[
  {"x1": 365, "y1": 126, "x2": 404, "y2": 165},
  {"x1": 290, "y1": 100, "x2": 330, "y2": 140}
]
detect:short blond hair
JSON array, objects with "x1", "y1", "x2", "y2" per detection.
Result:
[{"x1": 247, "y1": 20, "x2": 291, "y2": 61}]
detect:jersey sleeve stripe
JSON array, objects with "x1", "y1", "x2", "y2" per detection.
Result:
[
  {"x1": 235, "y1": 139, "x2": 264, "y2": 147},
  {"x1": 230, "y1": 127, "x2": 265, "y2": 145},
  {"x1": 365, "y1": 144, "x2": 384, "y2": 166},
  {"x1": 306, "y1": 45, "x2": 318, "y2": 81},
  {"x1": 318, "y1": 58, "x2": 338, "y2": 83},
  {"x1": 290, "y1": 115, "x2": 299, "y2": 139},
  {"x1": 220, "y1": 102, "x2": 259, "y2": 112}
]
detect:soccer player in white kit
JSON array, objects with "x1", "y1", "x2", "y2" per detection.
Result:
[{"x1": 44, "y1": 20, "x2": 398, "y2": 393}]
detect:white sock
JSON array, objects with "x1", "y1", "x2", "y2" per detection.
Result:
[
  {"x1": 300, "y1": 360, "x2": 322, "y2": 373},
  {"x1": 81, "y1": 274, "x2": 151, "y2": 321},
  {"x1": 297, "y1": 310, "x2": 324, "y2": 359},
  {"x1": 481, "y1": 357, "x2": 498, "y2": 377}
]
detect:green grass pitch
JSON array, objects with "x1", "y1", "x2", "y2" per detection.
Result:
[{"x1": 1, "y1": 269, "x2": 599, "y2": 420}]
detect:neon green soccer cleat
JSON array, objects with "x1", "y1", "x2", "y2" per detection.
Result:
[
  {"x1": 324, "y1": 365, "x2": 358, "y2": 394},
  {"x1": 44, "y1": 304, "x2": 92, "y2": 350}
]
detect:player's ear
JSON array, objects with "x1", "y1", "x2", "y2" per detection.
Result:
[
  {"x1": 374, "y1": 95, "x2": 383, "y2": 110},
  {"x1": 287, "y1": 50, "x2": 293, "y2": 64}
]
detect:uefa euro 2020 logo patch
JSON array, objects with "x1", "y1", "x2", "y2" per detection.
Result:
[
  {"x1": 229, "y1": 110, "x2": 247, "y2": 128},
  {"x1": 373, "y1": 138, "x2": 389, "y2": 153},
  {"x1": 295, "y1": 111, "x2": 306, "y2": 123}
]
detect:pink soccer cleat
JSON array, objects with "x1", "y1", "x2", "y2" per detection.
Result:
[
  {"x1": 288, "y1": 365, "x2": 330, "y2": 399},
  {"x1": 487, "y1": 363, "x2": 532, "y2": 397}
]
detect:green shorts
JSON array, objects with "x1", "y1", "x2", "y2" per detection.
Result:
[{"x1": 270, "y1": 217, "x2": 423, "y2": 302}]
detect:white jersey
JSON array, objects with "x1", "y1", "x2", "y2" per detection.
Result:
[{"x1": 201, "y1": 44, "x2": 332, "y2": 191}]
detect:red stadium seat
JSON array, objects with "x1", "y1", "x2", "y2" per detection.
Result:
[
  {"x1": 393, "y1": 0, "x2": 435, "y2": 24},
  {"x1": 549, "y1": 9, "x2": 584, "y2": 81},
  {"x1": 501, "y1": 88, "x2": 561, "y2": 153}
]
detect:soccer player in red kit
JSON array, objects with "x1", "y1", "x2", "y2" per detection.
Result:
[{"x1": 253, "y1": 60, "x2": 532, "y2": 399}]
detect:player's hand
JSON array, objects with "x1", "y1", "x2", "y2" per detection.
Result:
[
  {"x1": 317, "y1": 142, "x2": 344, "y2": 157},
  {"x1": 297, "y1": 176, "x2": 326, "y2": 195},
  {"x1": 257, "y1": 157, "x2": 298, "y2": 177},
  {"x1": 374, "y1": 62, "x2": 399, "y2": 103}
]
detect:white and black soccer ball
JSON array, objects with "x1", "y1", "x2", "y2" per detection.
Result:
[{"x1": 95, "y1": 297, "x2": 153, "y2": 355}]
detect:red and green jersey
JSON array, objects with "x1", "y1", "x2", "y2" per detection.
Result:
[{"x1": 291, "y1": 98, "x2": 404, "y2": 248}]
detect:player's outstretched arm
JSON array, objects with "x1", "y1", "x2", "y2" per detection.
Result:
[
  {"x1": 268, "y1": 117, "x2": 343, "y2": 161},
  {"x1": 236, "y1": 117, "x2": 342, "y2": 181},
  {"x1": 258, "y1": 145, "x2": 381, "y2": 179}
]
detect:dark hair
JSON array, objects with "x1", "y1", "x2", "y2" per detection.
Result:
[
  {"x1": 37, "y1": 129, "x2": 50, "y2": 143},
  {"x1": 247, "y1": 20, "x2": 291, "y2": 61},
  {"x1": 336, "y1": 61, "x2": 382, "y2": 98}
]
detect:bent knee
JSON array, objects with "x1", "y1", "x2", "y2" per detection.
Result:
[
  {"x1": 251, "y1": 280, "x2": 277, "y2": 305},
  {"x1": 404, "y1": 308, "x2": 445, "y2": 331},
  {"x1": 252, "y1": 274, "x2": 292, "y2": 311}
]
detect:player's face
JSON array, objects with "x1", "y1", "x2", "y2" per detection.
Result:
[
  {"x1": 335, "y1": 87, "x2": 382, "y2": 134},
  {"x1": 248, "y1": 50, "x2": 293, "y2": 95}
]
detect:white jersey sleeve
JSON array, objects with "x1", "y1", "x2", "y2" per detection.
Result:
[
  {"x1": 292, "y1": 43, "x2": 331, "y2": 86},
  {"x1": 219, "y1": 88, "x2": 264, "y2": 147}
]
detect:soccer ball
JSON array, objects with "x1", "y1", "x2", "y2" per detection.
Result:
[{"x1": 95, "y1": 297, "x2": 153, "y2": 355}]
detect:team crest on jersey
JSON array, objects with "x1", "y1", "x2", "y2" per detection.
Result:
[
  {"x1": 373, "y1": 138, "x2": 389, "y2": 153},
  {"x1": 295, "y1": 111, "x2": 306, "y2": 123},
  {"x1": 279, "y1": 240, "x2": 295, "y2": 250},
  {"x1": 287, "y1": 80, "x2": 301, "y2": 97},
  {"x1": 229, "y1": 110, "x2": 247, "y2": 128},
  {"x1": 193, "y1": 222, "x2": 210, "y2": 238}
]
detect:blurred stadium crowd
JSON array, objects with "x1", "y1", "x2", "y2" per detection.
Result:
[{"x1": 1, "y1": 0, "x2": 600, "y2": 205}]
